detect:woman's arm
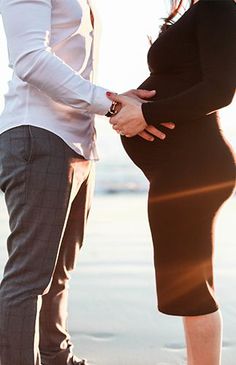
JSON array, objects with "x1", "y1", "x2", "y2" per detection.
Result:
[
  {"x1": 142, "y1": 0, "x2": 236, "y2": 125},
  {"x1": 1, "y1": 0, "x2": 111, "y2": 115}
]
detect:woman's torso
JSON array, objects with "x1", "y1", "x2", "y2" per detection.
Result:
[{"x1": 121, "y1": 0, "x2": 235, "y2": 176}]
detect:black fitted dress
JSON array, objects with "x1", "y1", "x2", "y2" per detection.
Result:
[{"x1": 121, "y1": 0, "x2": 236, "y2": 316}]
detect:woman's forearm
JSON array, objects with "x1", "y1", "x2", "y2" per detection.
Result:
[
  {"x1": 142, "y1": 80, "x2": 235, "y2": 125},
  {"x1": 142, "y1": 0, "x2": 236, "y2": 126}
]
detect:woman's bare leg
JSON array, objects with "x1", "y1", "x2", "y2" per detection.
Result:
[{"x1": 183, "y1": 309, "x2": 223, "y2": 365}]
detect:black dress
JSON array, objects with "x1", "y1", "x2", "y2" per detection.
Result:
[{"x1": 121, "y1": 0, "x2": 236, "y2": 316}]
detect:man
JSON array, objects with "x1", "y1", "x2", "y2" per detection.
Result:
[{"x1": 0, "y1": 1, "x2": 159, "y2": 364}]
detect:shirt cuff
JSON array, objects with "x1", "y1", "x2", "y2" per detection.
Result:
[{"x1": 87, "y1": 85, "x2": 113, "y2": 115}]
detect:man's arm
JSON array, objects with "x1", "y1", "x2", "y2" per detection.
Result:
[{"x1": 1, "y1": 0, "x2": 111, "y2": 115}]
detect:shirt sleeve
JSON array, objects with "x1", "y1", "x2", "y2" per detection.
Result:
[
  {"x1": 0, "y1": 0, "x2": 112, "y2": 115},
  {"x1": 142, "y1": 0, "x2": 236, "y2": 125}
]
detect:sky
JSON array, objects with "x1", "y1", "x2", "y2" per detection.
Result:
[{"x1": 0, "y1": 0, "x2": 235, "y2": 164}]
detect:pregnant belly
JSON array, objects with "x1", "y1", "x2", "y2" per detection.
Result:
[
  {"x1": 121, "y1": 74, "x2": 193, "y2": 168},
  {"x1": 122, "y1": 73, "x2": 235, "y2": 181},
  {"x1": 121, "y1": 112, "x2": 236, "y2": 183}
]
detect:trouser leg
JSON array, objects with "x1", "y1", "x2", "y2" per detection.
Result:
[
  {"x1": 0, "y1": 126, "x2": 92, "y2": 365},
  {"x1": 39, "y1": 165, "x2": 94, "y2": 365}
]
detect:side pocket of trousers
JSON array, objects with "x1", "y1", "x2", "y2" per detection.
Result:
[{"x1": 0, "y1": 126, "x2": 33, "y2": 206}]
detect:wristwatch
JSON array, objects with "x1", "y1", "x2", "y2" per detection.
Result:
[{"x1": 105, "y1": 101, "x2": 118, "y2": 117}]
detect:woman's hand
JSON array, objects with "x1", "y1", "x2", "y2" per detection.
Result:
[
  {"x1": 121, "y1": 88, "x2": 156, "y2": 102},
  {"x1": 139, "y1": 123, "x2": 175, "y2": 141},
  {"x1": 107, "y1": 92, "x2": 175, "y2": 140}
]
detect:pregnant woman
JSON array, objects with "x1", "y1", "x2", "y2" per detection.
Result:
[
  {"x1": 0, "y1": 1, "x2": 174, "y2": 365},
  {"x1": 108, "y1": 0, "x2": 236, "y2": 364}
]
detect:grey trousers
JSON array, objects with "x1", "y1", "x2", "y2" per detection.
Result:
[{"x1": 0, "y1": 126, "x2": 95, "y2": 365}]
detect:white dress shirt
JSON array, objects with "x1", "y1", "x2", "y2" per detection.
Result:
[{"x1": 0, "y1": 0, "x2": 112, "y2": 159}]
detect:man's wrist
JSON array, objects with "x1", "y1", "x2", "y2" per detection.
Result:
[{"x1": 105, "y1": 101, "x2": 118, "y2": 117}]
